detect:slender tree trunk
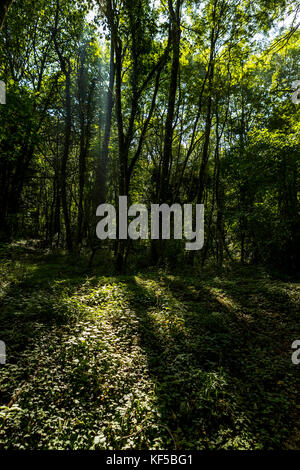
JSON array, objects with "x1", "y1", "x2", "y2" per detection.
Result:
[
  {"x1": 89, "y1": 39, "x2": 115, "y2": 264},
  {"x1": 0, "y1": 0, "x2": 13, "y2": 31},
  {"x1": 77, "y1": 48, "x2": 96, "y2": 247},
  {"x1": 104, "y1": 0, "x2": 169, "y2": 271},
  {"x1": 159, "y1": 0, "x2": 181, "y2": 203},
  {"x1": 151, "y1": 0, "x2": 181, "y2": 265},
  {"x1": 61, "y1": 68, "x2": 73, "y2": 252},
  {"x1": 95, "y1": 39, "x2": 115, "y2": 208},
  {"x1": 197, "y1": 35, "x2": 215, "y2": 205}
]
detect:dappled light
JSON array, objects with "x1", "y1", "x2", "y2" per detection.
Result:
[
  {"x1": 1, "y1": 245, "x2": 299, "y2": 449},
  {"x1": 0, "y1": 0, "x2": 299, "y2": 453}
]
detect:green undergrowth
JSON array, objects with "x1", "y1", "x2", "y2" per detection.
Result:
[{"x1": 0, "y1": 244, "x2": 299, "y2": 449}]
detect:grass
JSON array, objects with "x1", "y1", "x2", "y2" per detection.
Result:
[{"x1": 0, "y1": 242, "x2": 299, "y2": 450}]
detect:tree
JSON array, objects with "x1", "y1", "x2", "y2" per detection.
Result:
[{"x1": 0, "y1": 0, "x2": 14, "y2": 31}]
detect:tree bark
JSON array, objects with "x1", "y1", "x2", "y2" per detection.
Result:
[
  {"x1": 95, "y1": 39, "x2": 115, "y2": 208},
  {"x1": 61, "y1": 68, "x2": 73, "y2": 252},
  {"x1": 0, "y1": 0, "x2": 13, "y2": 31}
]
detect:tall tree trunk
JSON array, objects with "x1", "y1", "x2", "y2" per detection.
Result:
[
  {"x1": 77, "y1": 48, "x2": 96, "y2": 247},
  {"x1": 95, "y1": 39, "x2": 115, "y2": 208},
  {"x1": 104, "y1": 0, "x2": 169, "y2": 271},
  {"x1": 0, "y1": 0, "x2": 13, "y2": 31},
  {"x1": 61, "y1": 68, "x2": 73, "y2": 252},
  {"x1": 197, "y1": 29, "x2": 216, "y2": 205},
  {"x1": 151, "y1": 0, "x2": 181, "y2": 265},
  {"x1": 158, "y1": 0, "x2": 181, "y2": 203},
  {"x1": 89, "y1": 39, "x2": 115, "y2": 264}
]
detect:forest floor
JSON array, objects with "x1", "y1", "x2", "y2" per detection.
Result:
[{"x1": 0, "y1": 241, "x2": 299, "y2": 450}]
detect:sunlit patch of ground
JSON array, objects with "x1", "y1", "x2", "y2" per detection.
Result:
[{"x1": 0, "y1": 245, "x2": 299, "y2": 450}]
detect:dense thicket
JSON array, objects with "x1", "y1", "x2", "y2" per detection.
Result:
[{"x1": 0, "y1": 0, "x2": 299, "y2": 271}]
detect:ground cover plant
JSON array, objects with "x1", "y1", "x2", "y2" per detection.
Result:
[
  {"x1": 0, "y1": 243, "x2": 299, "y2": 450},
  {"x1": 0, "y1": 0, "x2": 299, "y2": 452}
]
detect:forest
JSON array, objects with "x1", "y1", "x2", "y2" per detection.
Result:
[{"x1": 0, "y1": 0, "x2": 299, "y2": 452}]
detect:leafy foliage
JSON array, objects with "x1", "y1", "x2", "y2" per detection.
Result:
[{"x1": 0, "y1": 244, "x2": 299, "y2": 449}]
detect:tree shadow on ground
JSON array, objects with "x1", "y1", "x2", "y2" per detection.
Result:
[
  {"x1": 123, "y1": 269, "x2": 299, "y2": 449},
  {"x1": 1, "y1": 247, "x2": 299, "y2": 449}
]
